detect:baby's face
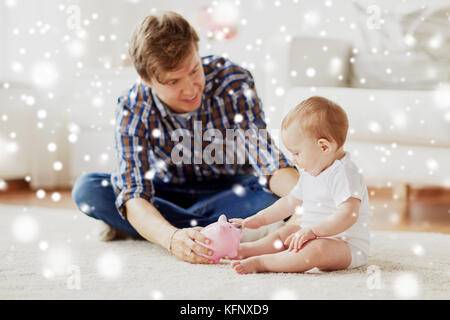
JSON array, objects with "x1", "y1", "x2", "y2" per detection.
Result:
[{"x1": 281, "y1": 125, "x2": 334, "y2": 176}]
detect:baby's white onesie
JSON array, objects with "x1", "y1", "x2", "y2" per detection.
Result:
[{"x1": 290, "y1": 152, "x2": 371, "y2": 269}]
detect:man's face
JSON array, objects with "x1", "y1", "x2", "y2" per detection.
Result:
[{"x1": 146, "y1": 49, "x2": 205, "y2": 114}]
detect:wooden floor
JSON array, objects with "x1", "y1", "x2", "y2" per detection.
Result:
[{"x1": 0, "y1": 186, "x2": 449, "y2": 234}]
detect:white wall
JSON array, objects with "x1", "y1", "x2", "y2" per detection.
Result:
[{"x1": 0, "y1": 7, "x2": 5, "y2": 79}]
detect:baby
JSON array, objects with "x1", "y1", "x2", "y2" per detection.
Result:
[{"x1": 230, "y1": 96, "x2": 370, "y2": 274}]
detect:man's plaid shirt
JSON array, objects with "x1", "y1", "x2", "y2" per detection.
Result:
[{"x1": 111, "y1": 55, "x2": 292, "y2": 218}]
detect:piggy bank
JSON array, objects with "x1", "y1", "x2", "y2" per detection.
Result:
[{"x1": 198, "y1": 214, "x2": 242, "y2": 264}]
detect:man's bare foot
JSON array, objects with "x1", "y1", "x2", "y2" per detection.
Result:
[
  {"x1": 231, "y1": 257, "x2": 264, "y2": 274},
  {"x1": 97, "y1": 221, "x2": 142, "y2": 241}
]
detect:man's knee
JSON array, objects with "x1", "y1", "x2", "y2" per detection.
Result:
[
  {"x1": 72, "y1": 172, "x2": 106, "y2": 216},
  {"x1": 72, "y1": 173, "x2": 94, "y2": 203}
]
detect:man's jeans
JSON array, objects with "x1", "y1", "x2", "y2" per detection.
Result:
[{"x1": 72, "y1": 173, "x2": 280, "y2": 236}]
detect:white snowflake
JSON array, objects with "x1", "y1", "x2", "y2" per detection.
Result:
[
  {"x1": 36, "y1": 189, "x2": 46, "y2": 199},
  {"x1": 275, "y1": 87, "x2": 285, "y2": 96},
  {"x1": 97, "y1": 251, "x2": 122, "y2": 279},
  {"x1": 305, "y1": 67, "x2": 316, "y2": 78},
  {"x1": 232, "y1": 184, "x2": 246, "y2": 197},
  {"x1": 53, "y1": 161, "x2": 63, "y2": 171},
  {"x1": 51, "y1": 192, "x2": 61, "y2": 202},
  {"x1": 31, "y1": 61, "x2": 59, "y2": 88},
  {"x1": 43, "y1": 246, "x2": 73, "y2": 277},
  {"x1": 150, "y1": 290, "x2": 164, "y2": 300},
  {"x1": 411, "y1": 244, "x2": 425, "y2": 256},
  {"x1": 39, "y1": 241, "x2": 49, "y2": 251},
  {"x1": 12, "y1": 215, "x2": 39, "y2": 242},
  {"x1": 393, "y1": 273, "x2": 420, "y2": 299},
  {"x1": 271, "y1": 288, "x2": 298, "y2": 300}
]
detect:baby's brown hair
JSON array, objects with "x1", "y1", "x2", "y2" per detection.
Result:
[{"x1": 282, "y1": 96, "x2": 349, "y2": 148}]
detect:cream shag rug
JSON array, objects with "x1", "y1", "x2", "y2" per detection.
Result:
[{"x1": 0, "y1": 204, "x2": 449, "y2": 300}]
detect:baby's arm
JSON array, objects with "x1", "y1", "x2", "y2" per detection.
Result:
[
  {"x1": 230, "y1": 194, "x2": 302, "y2": 229},
  {"x1": 310, "y1": 197, "x2": 361, "y2": 237},
  {"x1": 284, "y1": 197, "x2": 361, "y2": 251}
]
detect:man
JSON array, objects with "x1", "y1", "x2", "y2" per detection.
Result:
[{"x1": 72, "y1": 12, "x2": 299, "y2": 264}]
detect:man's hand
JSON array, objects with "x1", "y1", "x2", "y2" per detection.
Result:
[
  {"x1": 229, "y1": 215, "x2": 263, "y2": 229},
  {"x1": 284, "y1": 227, "x2": 317, "y2": 252},
  {"x1": 170, "y1": 227, "x2": 215, "y2": 264}
]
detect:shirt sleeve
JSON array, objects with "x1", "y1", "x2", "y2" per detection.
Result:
[
  {"x1": 289, "y1": 176, "x2": 304, "y2": 201},
  {"x1": 110, "y1": 90, "x2": 154, "y2": 220},
  {"x1": 223, "y1": 68, "x2": 293, "y2": 176},
  {"x1": 329, "y1": 165, "x2": 364, "y2": 206}
]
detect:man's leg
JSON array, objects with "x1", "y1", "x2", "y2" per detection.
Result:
[
  {"x1": 72, "y1": 172, "x2": 141, "y2": 236},
  {"x1": 187, "y1": 175, "x2": 280, "y2": 221},
  {"x1": 71, "y1": 172, "x2": 221, "y2": 235}
]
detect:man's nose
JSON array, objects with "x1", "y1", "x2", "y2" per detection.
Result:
[{"x1": 182, "y1": 79, "x2": 196, "y2": 97}]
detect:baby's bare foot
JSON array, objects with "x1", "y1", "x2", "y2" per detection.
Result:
[{"x1": 231, "y1": 257, "x2": 264, "y2": 274}]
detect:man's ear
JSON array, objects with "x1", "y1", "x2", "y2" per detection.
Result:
[{"x1": 317, "y1": 138, "x2": 332, "y2": 153}]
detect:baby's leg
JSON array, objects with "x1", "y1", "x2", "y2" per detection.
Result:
[
  {"x1": 232, "y1": 238, "x2": 351, "y2": 274},
  {"x1": 235, "y1": 224, "x2": 300, "y2": 259}
]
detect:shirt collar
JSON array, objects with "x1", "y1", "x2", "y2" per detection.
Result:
[
  {"x1": 150, "y1": 87, "x2": 209, "y2": 119},
  {"x1": 149, "y1": 87, "x2": 169, "y2": 118},
  {"x1": 302, "y1": 152, "x2": 351, "y2": 178},
  {"x1": 321, "y1": 151, "x2": 350, "y2": 175}
]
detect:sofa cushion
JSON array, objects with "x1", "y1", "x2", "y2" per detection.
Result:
[{"x1": 289, "y1": 37, "x2": 352, "y2": 87}]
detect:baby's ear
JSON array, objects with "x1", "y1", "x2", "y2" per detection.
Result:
[{"x1": 317, "y1": 138, "x2": 331, "y2": 152}]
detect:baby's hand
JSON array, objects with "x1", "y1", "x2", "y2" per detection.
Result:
[
  {"x1": 229, "y1": 218, "x2": 245, "y2": 227},
  {"x1": 284, "y1": 227, "x2": 317, "y2": 252},
  {"x1": 229, "y1": 216, "x2": 262, "y2": 229}
]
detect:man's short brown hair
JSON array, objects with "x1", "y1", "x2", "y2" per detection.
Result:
[
  {"x1": 282, "y1": 96, "x2": 349, "y2": 148},
  {"x1": 128, "y1": 11, "x2": 200, "y2": 83}
]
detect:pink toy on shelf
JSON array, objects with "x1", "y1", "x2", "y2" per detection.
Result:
[{"x1": 198, "y1": 214, "x2": 242, "y2": 264}]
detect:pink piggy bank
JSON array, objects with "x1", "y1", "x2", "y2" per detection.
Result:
[{"x1": 198, "y1": 214, "x2": 242, "y2": 264}]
